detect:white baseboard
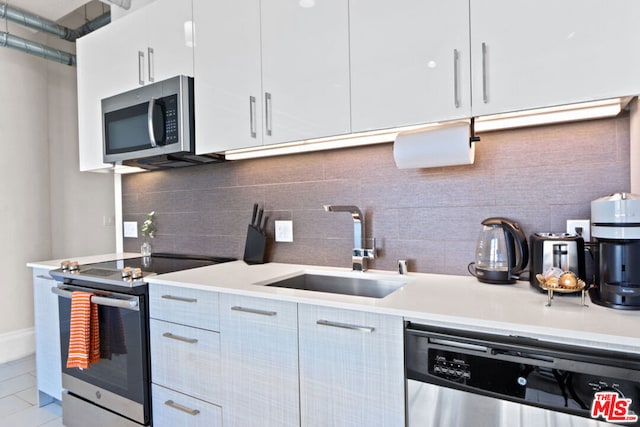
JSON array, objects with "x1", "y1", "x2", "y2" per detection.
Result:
[{"x1": 0, "y1": 328, "x2": 35, "y2": 364}]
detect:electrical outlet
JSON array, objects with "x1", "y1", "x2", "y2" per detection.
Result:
[
  {"x1": 123, "y1": 221, "x2": 138, "y2": 238},
  {"x1": 275, "y1": 220, "x2": 293, "y2": 242},
  {"x1": 566, "y1": 219, "x2": 590, "y2": 242}
]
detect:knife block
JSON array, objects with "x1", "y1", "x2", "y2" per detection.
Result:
[{"x1": 243, "y1": 225, "x2": 267, "y2": 264}]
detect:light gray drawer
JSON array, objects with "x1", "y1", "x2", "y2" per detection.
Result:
[
  {"x1": 149, "y1": 284, "x2": 219, "y2": 331},
  {"x1": 152, "y1": 384, "x2": 221, "y2": 427},
  {"x1": 150, "y1": 319, "x2": 221, "y2": 404}
]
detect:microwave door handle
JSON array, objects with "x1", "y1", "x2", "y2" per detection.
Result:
[{"x1": 148, "y1": 98, "x2": 159, "y2": 147}]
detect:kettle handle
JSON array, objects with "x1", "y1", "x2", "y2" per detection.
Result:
[
  {"x1": 500, "y1": 219, "x2": 529, "y2": 276},
  {"x1": 481, "y1": 217, "x2": 529, "y2": 277}
]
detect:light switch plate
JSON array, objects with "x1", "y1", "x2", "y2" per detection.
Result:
[
  {"x1": 566, "y1": 219, "x2": 590, "y2": 242},
  {"x1": 275, "y1": 220, "x2": 293, "y2": 242},
  {"x1": 123, "y1": 221, "x2": 138, "y2": 238}
]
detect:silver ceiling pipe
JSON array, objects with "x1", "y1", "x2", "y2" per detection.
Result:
[
  {"x1": 0, "y1": 3, "x2": 111, "y2": 66},
  {"x1": 0, "y1": 4, "x2": 111, "y2": 41},
  {"x1": 0, "y1": 31, "x2": 76, "y2": 65}
]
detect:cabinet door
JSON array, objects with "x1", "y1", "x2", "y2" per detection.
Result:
[
  {"x1": 149, "y1": 284, "x2": 220, "y2": 331},
  {"x1": 219, "y1": 294, "x2": 299, "y2": 427},
  {"x1": 152, "y1": 384, "x2": 222, "y2": 427},
  {"x1": 470, "y1": 0, "x2": 640, "y2": 116},
  {"x1": 193, "y1": 0, "x2": 263, "y2": 153},
  {"x1": 298, "y1": 305, "x2": 405, "y2": 427},
  {"x1": 350, "y1": 0, "x2": 471, "y2": 132},
  {"x1": 32, "y1": 269, "x2": 61, "y2": 405},
  {"x1": 261, "y1": 0, "x2": 351, "y2": 144},
  {"x1": 145, "y1": 0, "x2": 194, "y2": 83},
  {"x1": 77, "y1": 15, "x2": 143, "y2": 171},
  {"x1": 150, "y1": 319, "x2": 221, "y2": 403}
]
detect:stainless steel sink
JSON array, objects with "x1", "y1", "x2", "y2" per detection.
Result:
[{"x1": 263, "y1": 273, "x2": 407, "y2": 298}]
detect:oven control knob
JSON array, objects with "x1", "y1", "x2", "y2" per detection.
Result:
[
  {"x1": 121, "y1": 267, "x2": 133, "y2": 280},
  {"x1": 60, "y1": 260, "x2": 70, "y2": 271},
  {"x1": 69, "y1": 261, "x2": 80, "y2": 273},
  {"x1": 131, "y1": 268, "x2": 143, "y2": 280}
]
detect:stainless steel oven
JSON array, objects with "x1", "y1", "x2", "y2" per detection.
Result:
[
  {"x1": 54, "y1": 283, "x2": 150, "y2": 427},
  {"x1": 405, "y1": 323, "x2": 640, "y2": 427},
  {"x1": 50, "y1": 253, "x2": 235, "y2": 427}
]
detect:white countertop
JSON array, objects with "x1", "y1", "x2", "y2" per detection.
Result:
[
  {"x1": 148, "y1": 260, "x2": 640, "y2": 353},
  {"x1": 29, "y1": 254, "x2": 639, "y2": 352}
]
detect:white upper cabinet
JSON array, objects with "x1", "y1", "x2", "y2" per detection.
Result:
[
  {"x1": 77, "y1": 16, "x2": 140, "y2": 171},
  {"x1": 77, "y1": 0, "x2": 193, "y2": 171},
  {"x1": 193, "y1": 0, "x2": 263, "y2": 153},
  {"x1": 350, "y1": 0, "x2": 471, "y2": 132},
  {"x1": 144, "y1": 0, "x2": 194, "y2": 84},
  {"x1": 193, "y1": 0, "x2": 351, "y2": 154},
  {"x1": 470, "y1": 0, "x2": 640, "y2": 116},
  {"x1": 260, "y1": 0, "x2": 351, "y2": 144}
]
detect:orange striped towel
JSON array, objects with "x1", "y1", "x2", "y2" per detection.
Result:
[{"x1": 66, "y1": 291, "x2": 101, "y2": 369}]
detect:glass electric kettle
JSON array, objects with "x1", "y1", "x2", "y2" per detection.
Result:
[{"x1": 472, "y1": 217, "x2": 529, "y2": 284}]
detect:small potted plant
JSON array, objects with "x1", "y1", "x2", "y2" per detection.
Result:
[{"x1": 140, "y1": 211, "x2": 156, "y2": 257}]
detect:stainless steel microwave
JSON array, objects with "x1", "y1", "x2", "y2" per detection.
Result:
[{"x1": 101, "y1": 75, "x2": 223, "y2": 170}]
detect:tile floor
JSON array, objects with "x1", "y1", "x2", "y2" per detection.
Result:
[{"x1": 0, "y1": 354, "x2": 63, "y2": 427}]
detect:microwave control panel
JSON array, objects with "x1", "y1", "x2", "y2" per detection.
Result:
[{"x1": 162, "y1": 94, "x2": 179, "y2": 144}]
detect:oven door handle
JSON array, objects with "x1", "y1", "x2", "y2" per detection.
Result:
[{"x1": 51, "y1": 287, "x2": 140, "y2": 311}]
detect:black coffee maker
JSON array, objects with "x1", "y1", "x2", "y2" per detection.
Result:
[{"x1": 590, "y1": 193, "x2": 640, "y2": 309}]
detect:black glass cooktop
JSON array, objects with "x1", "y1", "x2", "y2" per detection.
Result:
[
  {"x1": 84, "y1": 253, "x2": 236, "y2": 275},
  {"x1": 50, "y1": 253, "x2": 236, "y2": 291}
]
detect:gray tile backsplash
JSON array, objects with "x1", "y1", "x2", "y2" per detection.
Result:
[{"x1": 123, "y1": 116, "x2": 630, "y2": 275}]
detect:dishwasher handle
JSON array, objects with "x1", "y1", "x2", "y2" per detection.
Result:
[{"x1": 51, "y1": 286, "x2": 140, "y2": 311}]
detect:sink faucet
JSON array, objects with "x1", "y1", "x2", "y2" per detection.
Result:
[{"x1": 323, "y1": 205, "x2": 376, "y2": 271}]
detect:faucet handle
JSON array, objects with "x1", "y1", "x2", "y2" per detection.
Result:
[{"x1": 363, "y1": 237, "x2": 376, "y2": 259}]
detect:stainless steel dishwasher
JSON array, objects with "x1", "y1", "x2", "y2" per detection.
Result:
[{"x1": 405, "y1": 323, "x2": 640, "y2": 427}]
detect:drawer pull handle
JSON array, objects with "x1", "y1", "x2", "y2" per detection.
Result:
[
  {"x1": 36, "y1": 275, "x2": 55, "y2": 281},
  {"x1": 161, "y1": 294, "x2": 197, "y2": 303},
  {"x1": 164, "y1": 400, "x2": 200, "y2": 416},
  {"x1": 231, "y1": 306, "x2": 277, "y2": 316},
  {"x1": 316, "y1": 319, "x2": 375, "y2": 333},
  {"x1": 162, "y1": 332, "x2": 198, "y2": 344}
]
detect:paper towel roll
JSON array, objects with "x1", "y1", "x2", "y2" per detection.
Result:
[{"x1": 393, "y1": 122, "x2": 475, "y2": 169}]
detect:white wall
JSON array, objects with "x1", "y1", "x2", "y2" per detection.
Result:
[{"x1": 0, "y1": 25, "x2": 116, "y2": 363}]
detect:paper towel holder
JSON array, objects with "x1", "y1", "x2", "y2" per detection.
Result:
[
  {"x1": 393, "y1": 119, "x2": 479, "y2": 169},
  {"x1": 469, "y1": 117, "x2": 481, "y2": 146}
]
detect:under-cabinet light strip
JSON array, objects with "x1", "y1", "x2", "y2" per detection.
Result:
[{"x1": 226, "y1": 98, "x2": 625, "y2": 161}]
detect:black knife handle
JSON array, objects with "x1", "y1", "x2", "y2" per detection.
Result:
[
  {"x1": 256, "y1": 208, "x2": 263, "y2": 228},
  {"x1": 251, "y1": 203, "x2": 258, "y2": 225}
]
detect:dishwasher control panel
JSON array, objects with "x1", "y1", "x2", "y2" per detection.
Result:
[
  {"x1": 405, "y1": 323, "x2": 640, "y2": 425},
  {"x1": 433, "y1": 355, "x2": 471, "y2": 381}
]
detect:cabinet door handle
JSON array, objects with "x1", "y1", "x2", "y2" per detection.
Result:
[
  {"x1": 36, "y1": 275, "x2": 55, "y2": 281},
  {"x1": 231, "y1": 306, "x2": 277, "y2": 316},
  {"x1": 249, "y1": 96, "x2": 257, "y2": 138},
  {"x1": 481, "y1": 42, "x2": 489, "y2": 104},
  {"x1": 265, "y1": 92, "x2": 272, "y2": 136},
  {"x1": 162, "y1": 332, "x2": 198, "y2": 344},
  {"x1": 164, "y1": 400, "x2": 200, "y2": 416},
  {"x1": 138, "y1": 50, "x2": 145, "y2": 85},
  {"x1": 316, "y1": 319, "x2": 375, "y2": 333},
  {"x1": 147, "y1": 47, "x2": 155, "y2": 83},
  {"x1": 453, "y1": 49, "x2": 460, "y2": 108},
  {"x1": 161, "y1": 294, "x2": 197, "y2": 303}
]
